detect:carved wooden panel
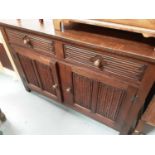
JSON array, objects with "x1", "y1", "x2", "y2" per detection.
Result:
[
  {"x1": 96, "y1": 82, "x2": 126, "y2": 121},
  {"x1": 35, "y1": 61, "x2": 56, "y2": 95},
  {"x1": 72, "y1": 73, "x2": 127, "y2": 121},
  {"x1": 17, "y1": 54, "x2": 39, "y2": 87},
  {"x1": 64, "y1": 44, "x2": 147, "y2": 82},
  {"x1": 72, "y1": 73, "x2": 93, "y2": 109},
  {"x1": 6, "y1": 28, "x2": 55, "y2": 56}
]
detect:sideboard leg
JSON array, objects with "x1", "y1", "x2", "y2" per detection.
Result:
[
  {"x1": 0, "y1": 108, "x2": 6, "y2": 122},
  {"x1": 25, "y1": 87, "x2": 31, "y2": 92},
  {"x1": 132, "y1": 120, "x2": 145, "y2": 135},
  {"x1": 0, "y1": 109, "x2": 6, "y2": 135},
  {"x1": 119, "y1": 130, "x2": 130, "y2": 135},
  {"x1": 23, "y1": 83, "x2": 31, "y2": 92},
  {"x1": 119, "y1": 124, "x2": 133, "y2": 135}
]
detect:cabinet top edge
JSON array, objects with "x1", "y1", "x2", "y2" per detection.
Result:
[
  {"x1": 70, "y1": 19, "x2": 155, "y2": 37},
  {"x1": 1, "y1": 19, "x2": 155, "y2": 63}
]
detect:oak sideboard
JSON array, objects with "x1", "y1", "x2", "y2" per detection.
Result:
[{"x1": 0, "y1": 19, "x2": 155, "y2": 134}]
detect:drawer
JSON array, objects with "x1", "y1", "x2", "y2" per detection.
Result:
[
  {"x1": 5, "y1": 28, "x2": 55, "y2": 56},
  {"x1": 64, "y1": 44, "x2": 147, "y2": 82}
]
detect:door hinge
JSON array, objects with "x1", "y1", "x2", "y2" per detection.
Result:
[{"x1": 131, "y1": 94, "x2": 138, "y2": 104}]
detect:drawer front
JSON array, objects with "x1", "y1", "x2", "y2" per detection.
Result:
[
  {"x1": 64, "y1": 44, "x2": 147, "y2": 82},
  {"x1": 6, "y1": 28, "x2": 55, "y2": 56}
]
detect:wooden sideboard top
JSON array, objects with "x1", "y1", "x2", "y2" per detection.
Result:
[
  {"x1": 69, "y1": 19, "x2": 155, "y2": 38},
  {"x1": 0, "y1": 19, "x2": 56, "y2": 36},
  {"x1": 0, "y1": 19, "x2": 155, "y2": 63}
]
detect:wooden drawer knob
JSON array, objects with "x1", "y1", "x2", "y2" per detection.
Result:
[
  {"x1": 23, "y1": 38, "x2": 30, "y2": 44},
  {"x1": 66, "y1": 87, "x2": 71, "y2": 93},
  {"x1": 52, "y1": 84, "x2": 58, "y2": 90},
  {"x1": 93, "y1": 59, "x2": 101, "y2": 68},
  {"x1": 90, "y1": 55, "x2": 104, "y2": 68},
  {"x1": 23, "y1": 37, "x2": 32, "y2": 48}
]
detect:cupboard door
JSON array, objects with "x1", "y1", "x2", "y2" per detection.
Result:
[
  {"x1": 34, "y1": 60, "x2": 62, "y2": 101},
  {"x1": 14, "y1": 51, "x2": 61, "y2": 102},
  {"x1": 59, "y1": 63, "x2": 137, "y2": 130}
]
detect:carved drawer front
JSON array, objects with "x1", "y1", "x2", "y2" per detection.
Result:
[
  {"x1": 64, "y1": 44, "x2": 147, "y2": 82},
  {"x1": 5, "y1": 28, "x2": 55, "y2": 56}
]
